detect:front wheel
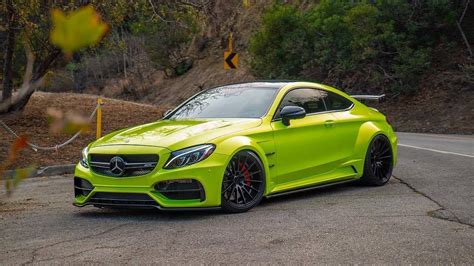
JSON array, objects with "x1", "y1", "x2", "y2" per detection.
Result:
[
  {"x1": 360, "y1": 134, "x2": 394, "y2": 186},
  {"x1": 221, "y1": 150, "x2": 265, "y2": 213}
]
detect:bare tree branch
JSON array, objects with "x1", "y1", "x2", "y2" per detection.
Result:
[
  {"x1": 459, "y1": 0, "x2": 470, "y2": 23},
  {"x1": 178, "y1": 0, "x2": 211, "y2": 9},
  {"x1": 457, "y1": 0, "x2": 472, "y2": 57},
  {"x1": 0, "y1": 42, "x2": 61, "y2": 113},
  {"x1": 148, "y1": 0, "x2": 176, "y2": 23},
  {"x1": 0, "y1": 43, "x2": 38, "y2": 113}
]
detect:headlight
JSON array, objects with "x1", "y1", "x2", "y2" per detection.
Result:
[
  {"x1": 80, "y1": 147, "x2": 89, "y2": 168},
  {"x1": 164, "y1": 144, "x2": 215, "y2": 169}
]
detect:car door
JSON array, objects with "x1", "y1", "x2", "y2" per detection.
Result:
[
  {"x1": 271, "y1": 88, "x2": 339, "y2": 185},
  {"x1": 320, "y1": 90, "x2": 359, "y2": 163}
]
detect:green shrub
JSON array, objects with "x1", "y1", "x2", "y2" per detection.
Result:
[
  {"x1": 249, "y1": 0, "x2": 458, "y2": 93},
  {"x1": 249, "y1": 5, "x2": 311, "y2": 79}
]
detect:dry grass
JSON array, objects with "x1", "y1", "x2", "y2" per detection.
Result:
[{"x1": 0, "y1": 92, "x2": 167, "y2": 169}]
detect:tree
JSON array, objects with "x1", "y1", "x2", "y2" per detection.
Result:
[
  {"x1": 0, "y1": 0, "x2": 203, "y2": 112},
  {"x1": 2, "y1": 0, "x2": 16, "y2": 103},
  {"x1": 0, "y1": 2, "x2": 108, "y2": 113}
]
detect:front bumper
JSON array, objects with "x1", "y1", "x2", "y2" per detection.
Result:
[{"x1": 74, "y1": 147, "x2": 229, "y2": 209}]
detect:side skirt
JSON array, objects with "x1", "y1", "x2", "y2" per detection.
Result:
[{"x1": 266, "y1": 178, "x2": 357, "y2": 199}]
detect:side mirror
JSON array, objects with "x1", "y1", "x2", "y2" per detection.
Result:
[
  {"x1": 163, "y1": 109, "x2": 173, "y2": 118},
  {"x1": 280, "y1": 106, "x2": 306, "y2": 126}
]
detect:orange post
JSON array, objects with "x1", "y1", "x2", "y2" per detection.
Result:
[{"x1": 96, "y1": 97, "x2": 102, "y2": 139}]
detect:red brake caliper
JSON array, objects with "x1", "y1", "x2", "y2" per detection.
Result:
[{"x1": 239, "y1": 162, "x2": 251, "y2": 187}]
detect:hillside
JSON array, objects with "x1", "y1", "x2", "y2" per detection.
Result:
[
  {"x1": 374, "y1": 49, "x2": 473, "y2": 134},
  {"x1": 139, "y1": 1, "x2": 474, "y2": 134},
  {"x1": 113, "y1": 1, "x2": 473, "y2": 134}
]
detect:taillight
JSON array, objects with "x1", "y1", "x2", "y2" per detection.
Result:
[{"x1": 386, "y1": 116, "x2": 392, "y2": 126}]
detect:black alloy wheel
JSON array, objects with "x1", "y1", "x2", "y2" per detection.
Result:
[
  {"x1": 221, "y1": 150, "x2": 265, "y2": 213},
  {"x1": 361, "y1": 134, "x2": 394, "y2": 186}
]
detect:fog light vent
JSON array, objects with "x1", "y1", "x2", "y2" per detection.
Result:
[
  {"x1": 154, "y1": 179, "x2": 205, "y2": 201},
  {"x1": 74, "y1": 177, "x2": 94, "y2": 197}
]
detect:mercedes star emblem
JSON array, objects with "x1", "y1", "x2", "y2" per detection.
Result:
[{"x1": 109, "y1": 156, "x2": 126, "y2": 176}]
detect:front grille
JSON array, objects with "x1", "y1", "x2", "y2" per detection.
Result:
[
  {"x1": 155, "y1": 179, "x2": 205, "y2": 201},
  {"x1": 89, "y1": 192, "x2": 158, "y2": 206},
  {"x1": 74, "y1": 177, "x2": 94, "y2": 197},
  {"x1": 89, "y1": 154, "x2": 158, "y2": 177}
]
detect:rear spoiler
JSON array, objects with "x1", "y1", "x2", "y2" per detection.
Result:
[{"x1": 350, "y1": 94, "x2": 385, "y2": 101}]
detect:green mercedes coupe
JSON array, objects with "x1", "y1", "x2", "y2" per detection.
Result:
[{"x1": 74, "y1": 81, "x2": 397, "y2": 212}]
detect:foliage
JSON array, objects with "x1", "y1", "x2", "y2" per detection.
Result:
[
  {"x1": 1, "y1": 3, "x2": 110, "y2": 192},
  {"x1": 249, "y1": 0, "x2": 459, "y2": 93},
  {"x1": 0, "y1": 136, "x2": 36, "y2": 195},
  {"x1": 0, "y1": 0, "x2": 201, "y2": 95},
  {"x1": 128, "y1": 2, "x2": 199, "y2": 71},
  {"x1": 249, "y1": 5, "x2": 311, "y2": 79}
]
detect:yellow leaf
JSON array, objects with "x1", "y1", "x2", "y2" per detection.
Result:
[{"x1": 50, "y1": 5, "x2": 109, "y2": 53}]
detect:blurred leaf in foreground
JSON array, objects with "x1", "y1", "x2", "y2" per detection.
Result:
[
  {"x1": 11, "y1": 136, "x2": 28, "y2": 158},
  {"x1": 46, "y1": 108, "x2": 91, "y2": 135},
  {"x1": 50, "y1": 5, "x2": 109, "y2": 54},
  {"x1": 4, "y1": 165, "x2": 37, "y2": 195},
  {"x1": 1, "y1": 136, "x2": 29, "y2": 168},
  {"x1": 0, "y1": 136, "x2": 33, "y2": 195}
]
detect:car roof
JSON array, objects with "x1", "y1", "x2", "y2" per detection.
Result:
[
  {"x1": 215, "y1": 80, "x2": 348, "y2": 90},
  {"x1": 213, "y1": 81, "x2": 298, "y2": 90},
  {"x1": 211, "y1": 81, "x2": 352, "y2": 98}
]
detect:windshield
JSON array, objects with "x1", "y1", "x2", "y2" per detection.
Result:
[{"x1": 168, "y1": 86, "x2": 278, "y2": 119}]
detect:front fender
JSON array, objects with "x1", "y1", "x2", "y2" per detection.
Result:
[{"x1": 214, "y1": 136, "x2": 274, "y2": 195}]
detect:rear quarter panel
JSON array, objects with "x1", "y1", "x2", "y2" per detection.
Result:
[{"x1": 348, "y1": 106, "x2": 398, "y2": 175}]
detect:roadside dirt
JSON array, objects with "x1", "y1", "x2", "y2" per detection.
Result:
[
  {"x1": 374, "y1": 85, "x2": 474, "y2": 134},
  {"x1": 0, "y1": 92, "x2": 167, "y2": 169}
]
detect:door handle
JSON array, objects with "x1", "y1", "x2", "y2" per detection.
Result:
[{"x1": 324, "y1": 120, "x2": 335, "y2": 128}]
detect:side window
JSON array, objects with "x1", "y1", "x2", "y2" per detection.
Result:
[
  {"x1": 274, "y1": 88, "x2": 326, "y2": 119},
  {"x1": 323, "y1": 91, "x2": 353, "y2": 111}
]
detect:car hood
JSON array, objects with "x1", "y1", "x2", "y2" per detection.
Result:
[{"x1": 92, "y1": 118, "x2": 262, "y2": 150}]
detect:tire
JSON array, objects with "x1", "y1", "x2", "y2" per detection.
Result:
[
  {"x1": 360, "y1": 134, "x2": 394, "y2": 186},
  {"x1": 221, "y1": 150, "x2": 265, "y2": 213}
]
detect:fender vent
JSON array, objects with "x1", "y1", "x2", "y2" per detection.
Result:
[{"x1": 351, "y1": 166, "x2": 358, "y2": 174}]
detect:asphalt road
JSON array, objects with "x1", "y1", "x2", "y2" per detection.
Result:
[{"x1": 1, "y1": 133, "x2": 473, "y2": 264}]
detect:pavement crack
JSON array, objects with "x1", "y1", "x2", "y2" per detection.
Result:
[
  {"x1": 392, "y1": 175, "x2": 473, "y2": 228},
  {"x1": 21, "y1": 222, "x2": 132, "y2": 265}
]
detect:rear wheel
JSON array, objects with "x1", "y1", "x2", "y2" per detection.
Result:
[
  {"x1": 361, "y1": 134, "x2": 393, "y2": 186},
  {"x1": 221, "y1": 150, "x2": 265, "y2": 213}
]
